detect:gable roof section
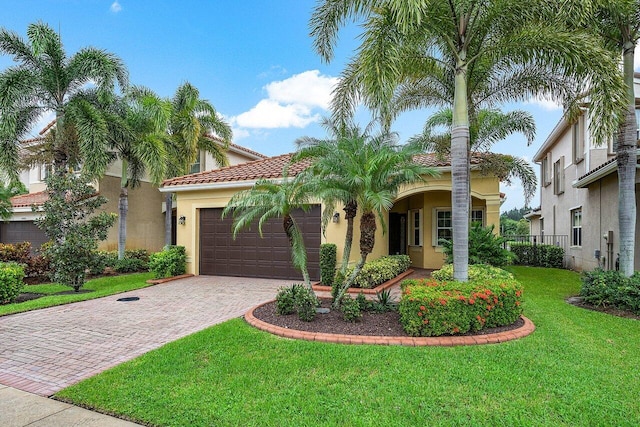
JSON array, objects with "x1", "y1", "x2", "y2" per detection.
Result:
[{"x1": 162, "y1": 152, "x2": 485, "y2": 191}]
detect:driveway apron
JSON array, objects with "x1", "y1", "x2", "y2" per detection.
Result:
[{"x1": 0, "y1": 276, "x2": 287, "y2": 397}]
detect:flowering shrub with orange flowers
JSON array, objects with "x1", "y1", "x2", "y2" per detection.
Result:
[{"x1": 399, "y1": 268, "x2": 523, "y2": 337}]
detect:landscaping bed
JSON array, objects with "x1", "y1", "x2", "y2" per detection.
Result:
[{"x1": 251, "y1": 297, "x2": 524, "y2": 337}]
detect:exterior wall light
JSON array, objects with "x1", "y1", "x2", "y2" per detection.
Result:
[
  {"x1": 332, "y1": 212, "x2": 340, "y2": 223},
  {"x1": 179, "y1": 215, "x2": 186, "y2": 225}
]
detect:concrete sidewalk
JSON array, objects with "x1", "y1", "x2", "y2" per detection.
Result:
[{"x1": 0, "y1": 384, "x2": 140, "y2": 426}]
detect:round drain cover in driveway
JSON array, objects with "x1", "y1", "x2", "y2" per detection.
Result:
[{"x1": 117, "y1": 296, "x2": 140, "y2": 302}]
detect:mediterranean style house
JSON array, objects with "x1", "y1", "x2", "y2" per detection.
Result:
[
  {"x1": 2, "y1": 130, "x2": 265, "y2": 253},
  {"x1": 161, "y1": 153, "x2": 503, "y2": 280},
  {"x1": 527, "y1": 72, "x2": 640, "y2": 272}
]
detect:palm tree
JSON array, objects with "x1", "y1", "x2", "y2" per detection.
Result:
[
  {"x1": 412, "y1": 108, "x2": 537, "y2": 205},
  {"x1": 0, "y1": 21, "x2": 128, "y2": 180},
  {"x1": 326, "y1": 135, "x2": 437, "y2": 306},
  {"x1": 109, "y1": 88, "x2": 168, "y2": 259},
  {"x1": 589, "y1": 0, "x2": 640, "y2": 276},
  {"x1": 310, "y1": 0, "x2": 626, "y2": 281},
  {"x1": 293, "y1": 119, "x2": 374, "y2": 275},
  {"x1": 222, "y1": 175, "x2": 315, "y2": 287},
  {"x1": 163, "y1": 82, "x2": 232, "y2": 246}
]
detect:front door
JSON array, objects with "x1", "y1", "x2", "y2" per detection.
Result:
[{"x1": 388, "y1": 213, "x2": 407, "y2": 255}]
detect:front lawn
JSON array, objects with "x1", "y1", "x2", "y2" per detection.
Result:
[
  {"x1": 56, "y1": 267, "x2": 640, "y2": 426},
  {"x1": 0, "y1": 272, "x2": 154, "y2": 316}
]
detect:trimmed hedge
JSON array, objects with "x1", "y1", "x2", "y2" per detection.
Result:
[
  {"x1": 320, "y1": 243, "x2": 337, "y2": 287},
  {"x1": 580, "y1": 269, "x2": 640, "y2": 315},
  {"x1": 92, "y1": 249, "x2": 150, "y2": 275},
  {"x1": 149, "y1": 246, "x2": 186, "y2": 279},
  {"x1": 509, "y1": 242, "x2": 564, "y2": 268},
  {"x1": 0, "y1": 262, "x2": 25, "y2": 304},
  {"x1": 431, "y1": 264, "x2": 514, "y2": 282},
  {"x1": 399, "y1": 266, "x2": 523, "y2": 337},
  {"x1": 345, "y1": 255, "x2": 411, "y2": 289}
]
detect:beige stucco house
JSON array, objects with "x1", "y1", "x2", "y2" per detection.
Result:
[
  {"x1": 3, "y1": 133, "x2": 265, "y2": 253},
  {"x1": 528, "y1": 73, "x2": 640, "y2": 271},
  {"x1": 161, "y1": 153, "x2": 502, "y2": 280}
]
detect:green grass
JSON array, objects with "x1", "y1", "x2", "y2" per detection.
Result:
[
  {"x1": 56, "y1": 267, "x2": 640, "y2": 426},
  {"x1": 0, "y1": 272, "x2": 154, "y2": 316}
]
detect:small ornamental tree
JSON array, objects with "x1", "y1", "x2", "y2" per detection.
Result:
[{"x1": 34, "y1": 172, "x2": 116, "y2": 291}]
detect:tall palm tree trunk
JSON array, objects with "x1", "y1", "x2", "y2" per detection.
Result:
[
  {"x1": 118, "y1": 187, "x2": 128, "y2": 260},
  {"x1": 451, "y1": 62, "x2": 470, "y2": 282},
  {"x1": 165, "y1": 192, "x2": 173, "y2": 247},
  {"x1": 333, "y1": 211, "x2": 376, "y2": 308},
  {"x1": 617, "y1": 40, "x2": 637, "y2": 277},
  {"x1": 340, "y1": 199, "x2": 357, "y2": 274}
]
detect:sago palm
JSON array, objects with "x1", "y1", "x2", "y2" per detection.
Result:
[{"x1": 310, "y1": 0, "x2": 626, "y2": 281}]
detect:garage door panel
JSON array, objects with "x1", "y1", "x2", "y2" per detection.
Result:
[{"x1": 199, "y1": 206, "x2": 320, "y2": 280}]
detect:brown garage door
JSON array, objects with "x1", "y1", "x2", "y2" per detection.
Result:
[
  {"x1": 199, "y1": 206, "x2": 321, "y2": 280},
  {"x1": 0, "y1": 221, "x2": 49, "y2": 251}
]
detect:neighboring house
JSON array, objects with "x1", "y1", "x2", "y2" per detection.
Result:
[
  {"x1": 529, "y1": 73, "x2": 640, "y2": 271},
  {"x1": 161, "y1": 153, "x2": 503, "y2": 280},
  {"x1": 1, "y1": 132, "x2": 265, "y2": 253}
]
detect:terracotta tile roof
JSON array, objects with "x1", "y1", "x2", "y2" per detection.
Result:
[
  {"x1": 577, "y1": 157, "x2": 618, "y2": 182},
  {"x1": 162, "y1": 152, "x2": 483, "y2": 188},
  {"x1": 163, "y1": 153, "x2": 311, "y2": 187},
  {"x1": 10, "y1": 191, "x2": 48, "y2": 207}
]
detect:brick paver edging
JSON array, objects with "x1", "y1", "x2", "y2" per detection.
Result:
[
  {"x1": 245, "y1": 301, "x2": 535, "y2": 346},
  {"x1": 312, "y1": 269, "x2": 415, "y2": 295},
  {"x1": 146, "y1": 274, "x2": 194, "y2": 284}
]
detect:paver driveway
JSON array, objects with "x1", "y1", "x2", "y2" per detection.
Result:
[{"x1": 0, "y1": 275, "x2": 288, "y2": 396}]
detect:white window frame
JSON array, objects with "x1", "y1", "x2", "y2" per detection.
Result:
[
  {"x1": 39, "y1": 164, "x2": 52, "y2": 181},
  {"x1": 471, "y1": 208, "x2": 485, "y2": 226},
  {"x1": 408, "y1": 209, "x2": 422, "y2": 246},
  {"x1": 432, "y1": 208, "x2": 453, "y2": 247},
  {"x1": 542, "y1": 152, "x2": 552, "y2": 187},
  {"x1": 189, "y1": 150, "x2": 202, "y2": 174},
  {"x1": 571, "y1": 208, "x2": 582, "y2": 247}
]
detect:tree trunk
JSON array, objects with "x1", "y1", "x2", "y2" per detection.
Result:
[
  {"x1": 283, "y1": 214, "x2": 311, "y2": 287},
  {"x1": 118, "y1": 186, "x2": 128, "y2": 260},
  {"x1": 340, "y1": 199, "x2": 357, "y2": 274},
  {"x1": 451, "y1": 58, "x2": 470, "y2": 282},
  {"x1": 617, "y1": 39, "x2": 637, "y2": 277},
  {"x1": 333, "y1": 210, "x2": 376, "y2": 308},
  {"x1": 165, "y1": 192, "x2": 173, "y2": 247}
]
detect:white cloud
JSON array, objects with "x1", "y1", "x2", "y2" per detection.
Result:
[
  {"x1": 524, "y1": 94, "x2": 563, "y2": 111},
  {"x1": 110, "y1": 1, "x2": 122, "y2": 13},
  {"x1": 229, "y1": 70, "x2": 338, "y2": 131}
]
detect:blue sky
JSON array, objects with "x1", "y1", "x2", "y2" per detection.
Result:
[{"x1": 2, "y1": 1, "x2": 639, "y2": 212}]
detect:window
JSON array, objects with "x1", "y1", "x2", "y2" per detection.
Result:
[
  {"x1": 541, "y1": 152, "x2": 552, "y2": 186},
  {"x1": 39, "y1": 164, "x2": 52, "y2": 181},
  {"x1": 572, "y1": 117, "x2": 584, "y2": 163},
  {"x1": 571, "y1": 208, "x2": 582, "y2": 247},
  {"x1": 408, "y1": 209, "x2": 422, "y2": 246},
  {"x1": 471, "y1": 209, "x2": 484, "y2": 226},
  {"x1": 553, "y1": 156, "x2": 564, "y2": 195},
  {"x1": 432, "y1": 209, "x2": 452, "y2": 246},
  {"x1": 189, "y1": 151, "x2": 201, "y2": 174}
]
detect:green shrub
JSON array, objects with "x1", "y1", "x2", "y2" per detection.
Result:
[
  {"x1": 340, "y1": 295, "x2": 362, "y2": 322},
  {"x1": 399, "y1": 273, "x2": 523, "y2": 337},
  {"x1": 440, "y1": 223, "x2": 514, "y2": 266},
  {"x1": 580, "y1": 269, "x2": 640, "y2": 314},
  {"x1": 509, "y1": 243, "x2": 564, "y2": 268},
  {"x1": 430, "y1": 264, "x2": 514, "y2": 282},
  {"x1": 124, "y1": 249, "x2": 150, "y2": 263},
  {"x1": 355, "y1": 292, "x2": 369, "y2": 311},
  {"x1": 295, "y1": 286, "x2": 318, "y2": 322},
  {"x1": 114, "y1": 258, "x2": 148, "y2": 273},
  {"x1": 345, "y1": 255, "x2": 411, "y2": 289},
  {"x1": 0, "y1": 262, "x2": 25, "y2": 304},
  {"x1": 149, "y1": 246, "x2": 187, "y2": 279},
  {"x1": 320, "y1": 243, "x2": 337, "y2": 287},
  {"x1": 372, "y1": 289, "x2": 397, "y2": 313},
  {"x1": 275, "y1": 284, "x2": 302, "y2": 315},
  {"x1": 332, "y1": 270, "x2": 345, "y2": 302},
  {"x1": 0, "y1": 242, "x2": 50, "y2": 278}
]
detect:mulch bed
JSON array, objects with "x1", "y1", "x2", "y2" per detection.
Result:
[
  {"x1": 566, "y1": 296, "x2": 640, "y2": 320},
  {"x1": 12, "y1": 289, "x2": 94, "y2": 304},
  {"x1": 252, "y1": 298, "x2": 524, "y2": 337}
]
